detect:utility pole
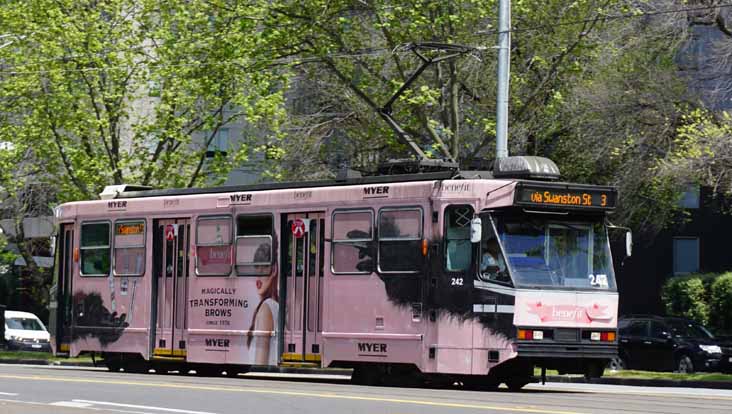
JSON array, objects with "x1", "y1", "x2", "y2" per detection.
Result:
[{"x1": 495, "y1": 0, "x2": 511, "y2": 160}]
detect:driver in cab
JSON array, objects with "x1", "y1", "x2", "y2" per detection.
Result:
[{"x1": 480, "y1": 238, "x2": 510, "y2": 283}]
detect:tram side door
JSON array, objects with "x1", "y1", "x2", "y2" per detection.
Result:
[
  {"x1": 283, "y1": 212, "x2": 325, "y2": 364},
  {"x1": 151, "y1": 219, "x2": 190, "y2": 358},
  {"x1": 52, "y1": 224, "x2": 74, "y2": 354}
]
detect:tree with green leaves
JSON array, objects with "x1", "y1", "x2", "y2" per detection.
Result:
[
  {"x1": 0, "y1": 0, "x2": 288, "y2": 203},
  {"x1": 0, "y1": 0, "x2": 289, "y2": 313},
  {"x1": 265, "y1": 0, "x2": 705, "y2": 234},
  {"x1": 0, "y1": 0, "x2": 726, "y2": 238}
]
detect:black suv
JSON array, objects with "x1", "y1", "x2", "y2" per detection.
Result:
[{"x1": 611, "y1": 315, "x2": 732, "y2": 373}]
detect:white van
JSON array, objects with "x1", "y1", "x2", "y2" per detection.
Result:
[{"x1": 3, "y1": 310, "x2": 51, "y2": 352}]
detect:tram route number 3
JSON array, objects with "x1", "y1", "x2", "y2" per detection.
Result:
[{"x1": 451, "y1": 277, "x2": 464, "y2": 286}]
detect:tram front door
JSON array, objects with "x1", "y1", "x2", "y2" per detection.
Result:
[
  {"x1": 283, "y1": 212, "x2": 325, "y2": 364},
  {"x1": 151, "y1": 218, "x2": 190, "y2": 359}
]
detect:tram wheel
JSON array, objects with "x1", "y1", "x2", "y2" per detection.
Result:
[
  {"x1": 119, "y1": 354, "x2": 150, "y2": 374},
  {"x1": 195, "y1": 365, "x2": 223, "y2": 377},
  {"x1": 351, "y1": 366, "x2": 383, "y2": 386},
  {"x1": 462, "y1": 376, "x2": 499, "y2": 391},
  {"x1": 104, "y1": 360, "x2": 121, "y2": 372},
  {"x1": 504, "y1": 377, "x2": 531, "y2": 391},
  {"x1": 123, "y1": 361, "x2": 150, "y2": 374},
  {"x1": 382, "y1": 365, "x2": 423, "y2": 387},
  {"x1": 224, "y1": 365, "x2": 250, "y2": 377},
  {"x1": 584, "y1": 361, "x2": 605, "y2": 380}
]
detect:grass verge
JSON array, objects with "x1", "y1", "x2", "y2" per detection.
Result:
[
  {"x1": 0, "y1": 350, "x2": 93, "y2": 363},
  {"x1": 604, "y1": 369, "x2": 732, "y2": 382},
  {"x1": 535, "y1": 367, "x2": 732, "y2": 382}
]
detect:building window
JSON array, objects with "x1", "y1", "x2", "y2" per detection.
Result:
[
  {"x1": 80, "y1": 222, "x2": 111, "y2": 276},
  {"x1": 206, "y1": 128, "x2": 229, "y2": 157},
  {"x1": 377, "y1": 207, "x2": 423, "y2": 273},
  {"x1": 679, "y1": 184, "x2": 700, "y2": 209},
  {"x1": 673, "y1": 237, "x2": 699, "y2": 275}
]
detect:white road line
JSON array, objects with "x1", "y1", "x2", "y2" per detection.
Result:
[
  {"x1": 7, "y1": 399, "x2": 153, "y2": 414},
  {"x1": 0, "y1": 392, "x2": 18, "y2": 396},
  {"x1": 51, "y1": 401, "x2": 94, "y2": 408},
  {"x1": 72, "y1": 400, "x2": 218, "y2": 414}
]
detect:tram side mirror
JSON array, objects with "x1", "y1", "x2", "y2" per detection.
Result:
[
  {"x1": 470, "y1": 218, "x2": 482, "y2": 243},
  {"x1": 625, "y1": 231, "x2": 633, "y2": 257}
]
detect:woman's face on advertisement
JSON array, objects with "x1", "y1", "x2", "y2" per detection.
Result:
[{"x1": 255, "y1": 267, "x2": 275, "y2": 296}]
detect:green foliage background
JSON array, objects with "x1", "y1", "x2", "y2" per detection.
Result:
[{"x1": 662, "y1": 272, "x2": 732, "y2": 335}]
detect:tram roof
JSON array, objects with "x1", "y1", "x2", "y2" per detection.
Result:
[{"x1": 107, "y1": 170, "x2": 466, "y2": 200}]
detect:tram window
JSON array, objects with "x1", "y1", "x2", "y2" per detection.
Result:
[
  {"x1": 237, "y1": 214, "x2": 273, "y2": 236},
  {"x1": 236, "y1": 214, "x2": 273, "y2": 276},
  {"x1": 113, "y1": 220, "x2": 146, "y2": 276},
  {"x1": 444, "y1": 205, "x2": 473, "y2": 272},
  {"x1": 80, "y1": 222, "x2": 111, "y2": 276},
  {"x1": 378, "y1": 207, "x2": 422, "y2": 273},
  {"x1": 236, "y1": 236, "x2": 273, "y2": 275},
  {"x1": 309, "y1": 219, "x2": 317, "y2": 276},
  {"x1": 319, "y1": 219, "x2": 325, "y2": 277},
  {"x1": 331, "y1": 210, "x2": 373, "y2": 274},
  {"x1": 196, "y1": 216, "x2": 233, "y2": 276}
]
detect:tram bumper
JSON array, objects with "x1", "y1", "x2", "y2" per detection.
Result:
[
  {"x1": 515, "y1": 341, "x2": 617, "y2": 376},
  {"x1": 516, "y1": 341, "x2": 617, "y2": 359}
]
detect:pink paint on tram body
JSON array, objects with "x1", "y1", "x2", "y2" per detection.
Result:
[{"x1": 48, "y1": 173, "x2": 620, "y2": 384}]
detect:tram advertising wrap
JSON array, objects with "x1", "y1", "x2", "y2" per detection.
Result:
[{"x1": 49, "y1": 156, "x2": 622, "y2": 389}]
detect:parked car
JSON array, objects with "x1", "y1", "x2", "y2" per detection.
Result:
[
  {"x1": 3, "y1": 310, "x2": 51, "y2": 352},
  {"x1": 610, "y1": 315, "x2": 732, "y2": 373}
]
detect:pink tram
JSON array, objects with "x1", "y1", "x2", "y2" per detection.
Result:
[{"x1": 48, "y1": 156, "x2": 623, "y2": 389}]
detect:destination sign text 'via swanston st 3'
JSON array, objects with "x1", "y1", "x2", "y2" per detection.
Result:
[{"x1": 514, "y1": 183, "x2": 616, "y2": 209}]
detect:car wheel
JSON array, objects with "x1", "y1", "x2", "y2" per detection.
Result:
[
  {"x1": 607, "y1": 355, "x2": 627, "y2": 372},
  {"x1": 676, "y1": 355, "x2": 694, "y2": 374}
]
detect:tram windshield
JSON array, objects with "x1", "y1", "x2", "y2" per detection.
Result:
[{"x1": 480, "y1": 213, "x2": 616, "y2": 290}]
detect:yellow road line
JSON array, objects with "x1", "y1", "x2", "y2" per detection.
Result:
[{"x1": 0, "y1": 374, "x2": 584, "y2": 414}]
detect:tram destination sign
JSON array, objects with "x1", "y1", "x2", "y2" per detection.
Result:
[
  {"x1": 514, "y1": 182, "x2": 617, "y2": 210},
  {"x1": 116, "y1": 222, "x2": 144, "y2": 235}
]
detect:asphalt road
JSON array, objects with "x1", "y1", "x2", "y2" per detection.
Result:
[{"x1": 1, "y1": 364, "x2": 732, "y2": 414}]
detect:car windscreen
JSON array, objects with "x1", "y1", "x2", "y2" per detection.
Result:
[
  {"x1": 490, "y1": 213, "x2": 616, "y2": 290},
  {"x1": 667, "y1": 320, "x2": 714, "y2": 339},
  {"x1": 6, "y1": 317, "x2": 45, "y2": 331}
]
